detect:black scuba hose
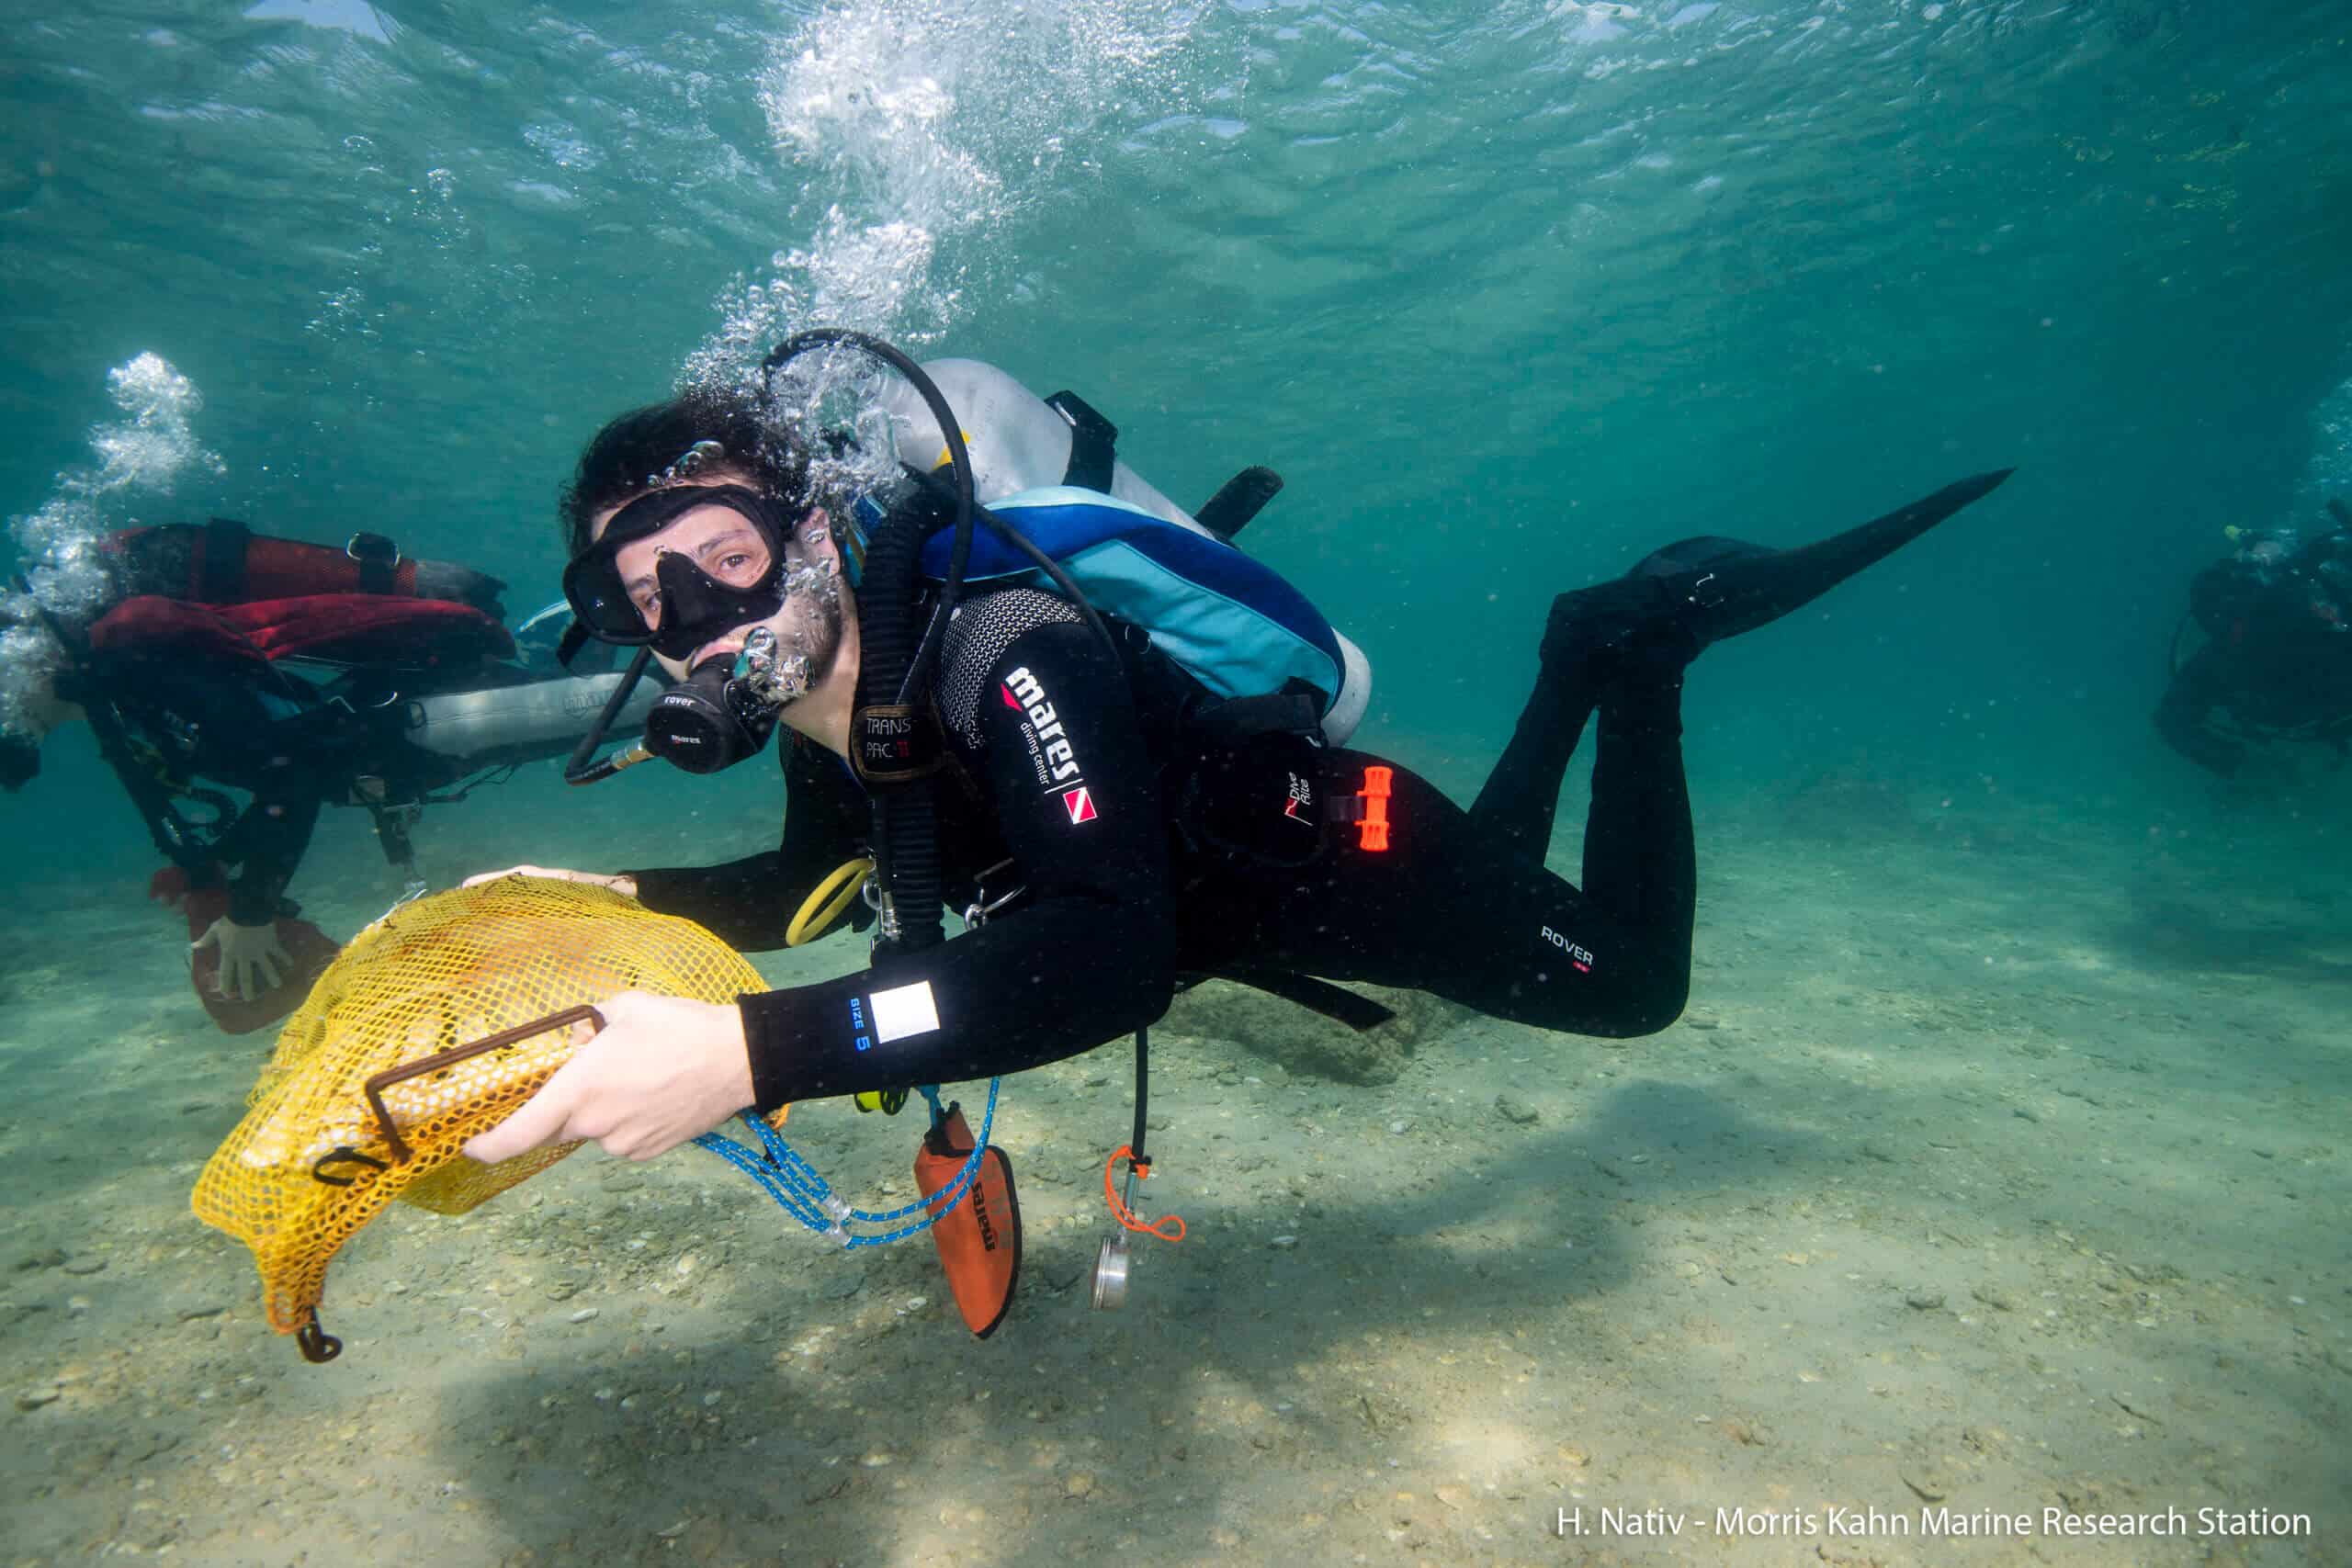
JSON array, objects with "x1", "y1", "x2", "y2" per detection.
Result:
[
  {"x1": 763, "y1": 329, "x2": 980, "y2": 956},
  {"x1": 563, "y1": 645, "x2": 655, "y2": 785},
  {"x1": 754, "y1": 329, "x2": 1128, "y2": 957},
  {"x1": 852, "y1": 501, "x2": 947, "y2": 952},
  {"x1": 905, "y1": 466, "x2": 1123, "y2": 665},
  {"x1": 1129, "y1": 1027, "x2": 1151, "y2": 1169},
  {"x1": 763, "y1": 328, "x2": 980, "y2": 705}
]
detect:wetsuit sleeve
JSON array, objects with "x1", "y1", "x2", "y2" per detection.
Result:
[
  {"x1": 2154, "y1": 644, "x2": 2245, "y2": 775},
  {"x1": 628, "y1": 742, "x2": 865, "y2": 951},
  {"x1": 629, "y1": 850, "x2": 793, "y2": 950},
  {"x1": 735, "y1": 620, "x2": 1174, "y2": 1109},
  {"x1": 214, "y1": 789, "x2": 322, "y2": 925}
]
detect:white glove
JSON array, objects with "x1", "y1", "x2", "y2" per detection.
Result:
[
  {"x1": 460, "y1": 864, "x2": 639, "y2": 898},
  {"x1": 193, "y1": 917, "x2": 293, "y2": 1002}
]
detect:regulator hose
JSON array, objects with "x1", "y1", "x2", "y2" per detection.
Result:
[{"x1": 762, "y1": 330, "x2": 978, "y2": 956}]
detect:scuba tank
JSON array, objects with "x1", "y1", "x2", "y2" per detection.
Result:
[
  {"x1": 879, "y1": 358, "x2": 1205, "y2": 530},
  {"x1": 403, "y1": 669, "x2": 662, "y2": 768}
]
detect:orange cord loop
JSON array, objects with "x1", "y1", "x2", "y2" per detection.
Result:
[{"x1": 1103, "y1": 1145, "x2": 1185, "y2": 1242}]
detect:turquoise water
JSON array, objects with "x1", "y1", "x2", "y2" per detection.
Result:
[
  {"x1": 4, "y1": 4, "x2": 2350, "y2": 1564},
  {"x1": 8, "y1": 0, "x2": 2346, "y2": 798}
]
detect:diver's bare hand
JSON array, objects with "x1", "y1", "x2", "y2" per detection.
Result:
[
  {"x1": 193, "y1": 916, "x2": 292, "y2": 1002},
  {"x1": 460, "y1": 864, "x2": 639, "y2": 898},
  {"x1": 461, "y1": 992, "x2": 752, "y2": 1164}
]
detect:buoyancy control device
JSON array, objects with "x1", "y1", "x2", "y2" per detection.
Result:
[{"x1": 877, "y1": 358, "x2": 1373, "y2": 745}]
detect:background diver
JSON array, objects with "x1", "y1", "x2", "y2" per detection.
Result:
[
  {"x1": 462, "y1": 350, "x2": 2014, "y2": 1177},
  {"x1": 0, "y1": 517, "x2": 653, "y2": 1032},
  {"x1": 2155, "y1": 500, "x2": 2352, "y2": 781}
]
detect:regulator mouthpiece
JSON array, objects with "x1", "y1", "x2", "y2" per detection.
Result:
[{"x1": 641, "y1": 630, "x2": 790, "y2": 774}]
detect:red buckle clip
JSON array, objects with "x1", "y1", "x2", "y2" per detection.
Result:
[{"x1": 1356, "y1": 766, "x2": 1393, "y2": 852}]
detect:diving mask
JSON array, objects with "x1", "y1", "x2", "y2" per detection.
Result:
[{"x1": 562, "y1": 484, "x2": 800, "y2": 660}]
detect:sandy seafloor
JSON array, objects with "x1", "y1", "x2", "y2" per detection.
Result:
[{"x1": 3, "y1": 741, "x2": 2347, "y2": 1568}]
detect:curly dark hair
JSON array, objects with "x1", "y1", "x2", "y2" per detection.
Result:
[{"x1": 559, "y1": 389, "x2": 812, "y2": 558}]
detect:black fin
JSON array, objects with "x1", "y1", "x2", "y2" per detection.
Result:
[
  {"x1": 1547, "y1": 469, "x2": 2015, "y2": 665},
  {"x1": 1195, "y1": 467, "x2": 1284, "y2": 540},
  {"x1": 1664, "y1": 468, "x2": 2014, "y2": 644}
]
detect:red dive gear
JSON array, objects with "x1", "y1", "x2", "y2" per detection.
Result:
[
  {"x1": 107, "y1": 519, "x2": 423, "y2": 600},
  {"x1": 89, "y1": 593, "x2": 514, "y2": 670}
]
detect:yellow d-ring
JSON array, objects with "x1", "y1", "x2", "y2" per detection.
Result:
[{"x1": 786, "y1": 857, "x2": 873, "y2": 948}]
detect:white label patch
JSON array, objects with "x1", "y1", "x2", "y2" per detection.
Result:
[{"x1": 868, "y1": 980, "x2": 941, "y2": 1044}]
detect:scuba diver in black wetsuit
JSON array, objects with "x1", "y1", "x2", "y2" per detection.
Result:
[
  {"x1": 2155, "y1": 501, "x2": 2352, "y2": 779},
  {"x1": 463, "y1": 335, "x2": 2014, "y2": 1174},
  {"x1": 0, "y1": 519, "x2": 657, "y2": 1032}
]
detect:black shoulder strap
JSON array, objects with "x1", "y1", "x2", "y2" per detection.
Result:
[
  {"x1": 1194, "y1": 468, "x2": 1283, "y2": 540},
  {"x1": 1045, "y1": 390, "x2": 1118, "y2": 491},
  {"x1": 346, "y1": 532, "x2": 401, "y2": 594},
  {"x1": 201, "y1": 517, "x2": 250, "y2": 602}
]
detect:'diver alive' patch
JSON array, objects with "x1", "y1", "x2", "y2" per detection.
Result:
[{"x1": 1000, "y1": 665, "x2": 1099, "y2": 826}]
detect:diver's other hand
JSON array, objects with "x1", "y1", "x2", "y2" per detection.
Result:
[
  {"x1": 192, "y1": 917, "x2": 292, "y2": 1002},
  {"x1": 462, "y1": 992, "x2": 752, "y2": 1165},
  {"x1": 460, "y1": 864, "x2": 639, "y2": 898}
]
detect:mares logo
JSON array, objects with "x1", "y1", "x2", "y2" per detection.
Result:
[
  {"x1": 1001, "y1": 665, "x2": 1090, "y2": 806},
  {"x1": 971, "y1": 1178, "x2": 1001, "y2": 1252},
  {"x1": 1540, "y1": 926, "x2": 1595, "y2": 973}
]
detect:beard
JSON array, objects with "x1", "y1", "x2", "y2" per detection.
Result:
[{"x1": 754, "y1": 557, "x2": 847, "y2": 705}]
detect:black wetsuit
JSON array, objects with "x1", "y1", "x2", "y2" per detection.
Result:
[
  {"x1": 630, "y1": 587, "x2": 1694, "y2": 1112},
  {"x1": 74, "y1": 651, "x2": 480, "y2": 922},
  {"x1": 2154, "y1": 534, "x2": 2352, "y2": 775},
  {"x1": 77, "y1": 660, "x2": 337, "y2": 923}
]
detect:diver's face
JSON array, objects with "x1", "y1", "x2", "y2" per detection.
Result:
[{"x1": 590, "y1": 476, "x2": 847, "y2": 683}]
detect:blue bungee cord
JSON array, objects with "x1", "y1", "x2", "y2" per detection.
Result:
[{"x1": 691, "y1": 1077, "x2": 1000, "y2": 1248}]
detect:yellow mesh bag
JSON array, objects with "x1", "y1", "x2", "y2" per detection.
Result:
[{"x1": 191, "y1": 878, "x2": 775, "y2": 1360}]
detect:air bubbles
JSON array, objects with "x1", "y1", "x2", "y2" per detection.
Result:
[
  {"x1": 523, "y1": 122, "x2": 605, "y2": 173},
  {"x1": 18, "y1": 355, "x2": 221, "y2": 571},
  {"x1": 3, "y1": 354, "x2": 223, "y2": 738},
  {"x1": 685, "y1": 0, "x2": 1204, "y2": 399},
  {"x1": 2292, "y1": 372, "x2": 2352, "y2": 525}
]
